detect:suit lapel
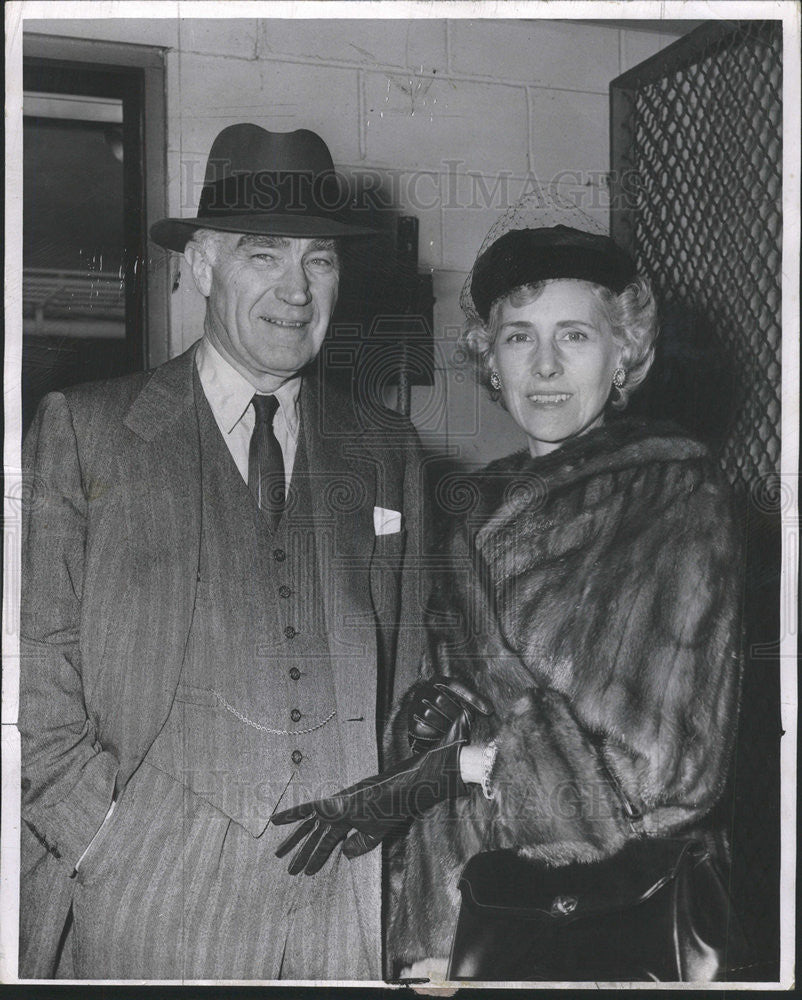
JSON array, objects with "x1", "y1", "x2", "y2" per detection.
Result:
[
  {"x1": 110, "y1": 345, "x2": 203, "y2": 781},
  {"x1": 301, "y1": 370, "x2": 383, "y2": 948},
  {"x1": 123, "y1": 344, "x2": 198, "y2": 441},
  {"x1": 301, "y1": 372, "x2": 378, "y2": 766}
]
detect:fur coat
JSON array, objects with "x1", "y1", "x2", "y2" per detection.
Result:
[{"x1": 387, "y1": 419, "x2": 744, "y2": 967}]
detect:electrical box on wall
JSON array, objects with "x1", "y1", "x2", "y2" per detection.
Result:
[{"x1": 324, "y1": 215, "x2": 435, "y2": 417}]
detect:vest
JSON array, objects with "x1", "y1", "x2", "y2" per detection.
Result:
[{"x1": 146, "y1": 378, "x2": 347, "y2": 836}]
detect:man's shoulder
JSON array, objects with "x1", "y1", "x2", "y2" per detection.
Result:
[
  {"x1": 27, "y1": 371, "x2": 153, "y2": 449},
  {"x1": 58, "y1": 368, "x2": 153, "y2": 412},
  {"x1": 38, "y1": 347, "x2": 196, "y2": 428}
]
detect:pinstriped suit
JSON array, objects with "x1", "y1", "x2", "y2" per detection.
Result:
[{"x1": 19, "y1": 342, "x2": 426, "y2": 978}]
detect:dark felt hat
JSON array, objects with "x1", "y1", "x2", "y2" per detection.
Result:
[
  {"x1": 470, "y1": 225, "x2": 637, "y2": 321},
  {"x1": 150, "y1": 124, "x2": 377, "y2": 251}
]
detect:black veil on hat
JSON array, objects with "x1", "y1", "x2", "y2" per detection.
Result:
[
  {"x1": 150, "y1": 124, "x2": 378, "y2": 252},
  {"x1": 461, "y1": 187, "x2": 636, "y2": 322}
]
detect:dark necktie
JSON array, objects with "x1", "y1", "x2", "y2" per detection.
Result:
[{"x1": 248, "y1": 394, "x2": 285, "y2": 530}]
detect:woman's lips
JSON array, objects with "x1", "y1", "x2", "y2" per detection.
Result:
[{"x1": 526, "y1": 392, "x2": 572, "y2": 405}]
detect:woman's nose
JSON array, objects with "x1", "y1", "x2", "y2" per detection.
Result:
[
  {"x1": 532, "y1": 343, "x2": 563, "y2": 378},
  {"x1": 277, "y1": 264, "x2": 312, "y2": 305}
]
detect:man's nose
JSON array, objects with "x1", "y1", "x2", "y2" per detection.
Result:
[
  {"x1": 276, "y1": 263, "x2": 312, "y2": 306},
  {"x1": 532, "y1": 342, "x2": 563, "y2": 378}
]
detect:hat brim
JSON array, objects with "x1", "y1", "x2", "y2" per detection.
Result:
[{"x1": 150, "y1": 213, "x2": 380, "y2": 253}]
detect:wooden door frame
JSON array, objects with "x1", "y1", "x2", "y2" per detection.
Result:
[{"x1": 23, "y1": 33, "x2": 169, "y2": 368}]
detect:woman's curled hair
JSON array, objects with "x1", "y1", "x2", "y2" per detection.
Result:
[{"x1": 463, "y1": 276, "x2": 658, "y2": 410}]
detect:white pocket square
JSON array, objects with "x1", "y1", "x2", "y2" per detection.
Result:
[{"x1": 374, "y1": 506, "x2": 402, "y2": 535}]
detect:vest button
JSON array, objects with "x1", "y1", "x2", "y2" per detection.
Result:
[
  {"x1": 273, "y1": 548, "x2": 286, "y2": 562},
  {"x1": 290, "y1": 708, "x2": 302, "y2": 722},
  {"x1": 291, "y1": 750, "x2": 303, "y2": 765},
  {"x1": 279, "y1": 585, "x2": 292, "y2": 598},
  {"x1": 284, "y1": 625, "x2": 297, "y2": 639},
  {"x1": 289, "y1": 667, "x2": 301, "y2": 680}
]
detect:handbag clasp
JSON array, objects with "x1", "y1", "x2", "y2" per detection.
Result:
[{"x1": 550, "y1": 894, "x2": 579, "y2": 916}]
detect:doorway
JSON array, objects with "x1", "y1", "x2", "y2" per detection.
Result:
[{"x1": 21, "y1": 38, "x2": 167, "y2": 432}]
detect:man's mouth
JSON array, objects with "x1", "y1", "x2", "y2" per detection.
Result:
[{"x1": 260, "y1": 317, "x2": 309, "y2": 329}]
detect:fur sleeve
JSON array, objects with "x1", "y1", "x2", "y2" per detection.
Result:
[
  {"x1": 488, "y1": 689, "x2": 632, "y2": 864},
  {"x1": 424, "y1": 524, "x2": 635, "y2": 864},
  {"x1": 486, "y1": 460, "x2": 744, "y2": 860}
]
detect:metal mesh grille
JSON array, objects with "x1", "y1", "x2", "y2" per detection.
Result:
[
  {"x1": 612, "y1": 22, "x2": 784, "y2": 979},
  {"x1": 615, "y1": 21, "x2": 782, "y2": 492}
]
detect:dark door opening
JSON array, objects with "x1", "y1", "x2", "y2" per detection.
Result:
[{"x1": 22, "y1": 58, "x2": 148, "y2": 431}]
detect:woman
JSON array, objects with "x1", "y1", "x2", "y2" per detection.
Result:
[{"x1": 386, "y1": 224, "x2": 743, "y2": 976}]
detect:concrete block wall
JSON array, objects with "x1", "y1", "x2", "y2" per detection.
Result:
[{"x1": 24, "y1": 16, "x2": 678, "y2": 466}]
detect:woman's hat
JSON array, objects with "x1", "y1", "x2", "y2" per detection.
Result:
[
  {"x1": 470, "y1": 226, "x2": 637, "y2": 321},
  {"x1": 150, "y1": 124, "x2": 378, "y2": 252}
]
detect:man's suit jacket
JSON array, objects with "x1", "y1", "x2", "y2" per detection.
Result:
[{"x1": 19, "y1": 343, "x2": 426, "y2": 977}]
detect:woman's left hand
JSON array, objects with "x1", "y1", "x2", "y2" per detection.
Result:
[{"x1": 407, "y1": 676, "x2": 494, "y2": 754}]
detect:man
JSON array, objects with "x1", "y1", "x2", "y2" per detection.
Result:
[{"x1": 19, "y1": 124, "x2": 425, "y2": 980}]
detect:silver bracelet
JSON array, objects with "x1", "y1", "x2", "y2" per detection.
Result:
[{"x1": 480, "y1": 739, "x2": 499, "y2": 800}]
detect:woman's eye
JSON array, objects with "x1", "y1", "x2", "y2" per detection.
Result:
[
  {"x1": 506, "y1": 332, "x2": 530, "y2": 344},
  {"x1": 563, "y1": 330, "x2": 588, "y2": 342}
]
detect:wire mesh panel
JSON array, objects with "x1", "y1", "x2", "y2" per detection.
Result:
[
  {"x1": 611, "y1": 21, "x2": 783, "y2": 980},
  {"x1": 611, "y1": 20, "x2": 782, "y2": 492}
]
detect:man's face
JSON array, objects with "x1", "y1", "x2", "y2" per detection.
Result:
[{"x1": 189, "y1": 233, "x2": 340, "y2": 389}]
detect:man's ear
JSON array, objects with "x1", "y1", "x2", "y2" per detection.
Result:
[{"x1": 184, "y1": 244, "x2": 213, "y2": 298}]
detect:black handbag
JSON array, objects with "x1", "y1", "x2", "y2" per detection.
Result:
[{"x1": 447, "y1": 838, "x2": 752, "y2": 982}]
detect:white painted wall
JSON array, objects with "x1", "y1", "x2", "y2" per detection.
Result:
[{"x1": 23, "y1": 16, "x2": 676, "y2": 466}]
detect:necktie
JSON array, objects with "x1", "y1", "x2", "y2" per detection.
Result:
[{"x1": 248, "y1": 394, "x2": 285, "y2": 530}]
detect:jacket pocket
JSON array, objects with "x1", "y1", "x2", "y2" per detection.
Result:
[
  {"x1": 372, "y1": 527, "x2": 407, "y2": 561},
  {"x1": 74, "y1": 796, "x2": 119, "y2": 885}
]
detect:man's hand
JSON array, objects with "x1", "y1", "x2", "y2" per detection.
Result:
[
  {"x1": 271, "y1": 741, "x2": 465, "y2": 875},
  {"x1": 408, "y1": 676, "x2": 493, "y2": 754}
]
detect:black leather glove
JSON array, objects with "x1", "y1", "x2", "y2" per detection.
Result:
[
  {"x1": 408, "y1": 675, "x2": 494, "y2": 754},
  {"x1": 271, "y1": 741, "x2": 466, "y2": 875}
]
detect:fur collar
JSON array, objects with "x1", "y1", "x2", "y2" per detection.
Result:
[
  {"x1": 480, "y1": 417, "x2": 707, "y2": 497},
  {"x1": 442, "y1": 419, "x2": 713, "y2": 551}
]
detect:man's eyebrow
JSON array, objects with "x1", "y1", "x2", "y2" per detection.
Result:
[
  {"x1": 234, "y1": 235, "x2": 338, "y2": 254},
  {"x1": 236, "y1": 235, "x2": 290, "y2": 250}
]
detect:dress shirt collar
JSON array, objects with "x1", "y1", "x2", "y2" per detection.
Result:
[{"x1": 195, "y1": 337, "x2": 301, "y2": 436}]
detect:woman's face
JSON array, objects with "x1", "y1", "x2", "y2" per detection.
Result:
[{"x1": 489, "y1": 280, "x2": 622, "y2": 458}]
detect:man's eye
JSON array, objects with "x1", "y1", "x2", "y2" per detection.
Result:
[
  {"x1": 252, "y1": 253, "x2": 278, "y2": 263},
  {"x1": 307, "y1": 256, "x2": 336, "y2": 269}
]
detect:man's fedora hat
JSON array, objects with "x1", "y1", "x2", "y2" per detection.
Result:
[{"x1": 150, "y1": 124, "x2": 377, "y2": 252}]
